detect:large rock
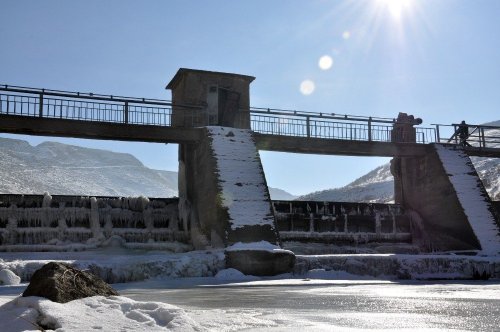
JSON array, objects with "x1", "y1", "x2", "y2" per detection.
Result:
[
  {"x1": 226, "y1": 249, "x2": 296, "y2": 276},
  {"x1": 22, "y1": 262, "x2": 118, "y2": 303}
]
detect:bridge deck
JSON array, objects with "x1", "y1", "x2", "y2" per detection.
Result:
[
  {"x1": 0, "y1": 114, "x2": 202, "y2": 143},
  {"x1": 254, "y1": 133, "x2": 430, "y2": 157},
  {"x1": 1, "y1": 84, "x2": 500, "y2": 157}
]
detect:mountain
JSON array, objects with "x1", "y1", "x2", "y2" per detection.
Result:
[
  {"x1": 297, "y1": 164, "x2": 395, "y2": 203},
  {"x1": 0, "y1": 137, "x2": 178, "y2": 197},
  {"x1": 0, "y1": 137, "x2": 296, "y2": 200},
  {"x1": 268, "y1": 187, "x2": 298, "y2": 201},
  {"x1": 298, "y1": 124, "x2": 500, "y2": 202}
]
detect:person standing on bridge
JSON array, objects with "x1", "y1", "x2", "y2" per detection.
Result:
[{"x1": 457, "y1": 121, "x2": 471, "y2": 147}]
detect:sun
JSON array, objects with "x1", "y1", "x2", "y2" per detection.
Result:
[{"x1": 377, "y1": 0, "x2": 412, "y2": 20}]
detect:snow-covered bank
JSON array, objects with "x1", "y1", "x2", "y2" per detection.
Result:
[
  {"x1": 2, "y1": 249, "x2": 499, "y2": 285},
  {"x1": 0, "y1": 249, "x2": 225, "y2": 283},
  {"x1": 296, "y1": 253, "x2": 500, "y2": 280},
  {"x1": 0, "y1": 295, "x2": 203, "y2": 331}
]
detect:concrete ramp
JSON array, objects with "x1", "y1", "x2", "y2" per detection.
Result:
[
  {"x1": 435, "y1": 145, "x2": 500, "y2": 255},
  {"x1": 207, "y1": 126, "x2": 277, "y2": 243}
]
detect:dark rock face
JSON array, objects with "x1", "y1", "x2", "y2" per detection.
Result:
[
  {"x1": 226, "y1": 250, "x2": 296, "y2": 276},
  {"x1": 22, "y1": 262, "x2": 119, "y2": 303}
]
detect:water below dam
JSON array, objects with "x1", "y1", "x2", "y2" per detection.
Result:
[{"x1": 117, "y1": 278, "x2": 500, "y2": 331}]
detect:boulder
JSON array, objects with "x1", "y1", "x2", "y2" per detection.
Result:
[
  {"x1": 22, "y1": 262, "x2": 118, "y2": 303},
  {"x1": 225, "y1": 249, "x2": 296, "y2": 276}
]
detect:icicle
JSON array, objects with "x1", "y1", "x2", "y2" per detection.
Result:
[
  {"x1": 90, "y1": 197, "x2": 103, "y2": 240},
  {"x1": 375, "y1": 212, "x2": 381, "y2": 235},
  {"x1": 42, "y1": 192, "x2": 52, "y2": 208}
]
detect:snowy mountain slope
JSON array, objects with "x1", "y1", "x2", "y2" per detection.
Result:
[
  {"x1": 298, "y1": 164, "x2": 395, "y2": 203},
  {"x1": 469, "y1": 125, "x2": 500, "y2": 200},
  {"x1": 0, "y1": 137, "x2": 178, "y2": 197},
  {"x1": 269, "y1": 187, "x2": 298, "y2": 200}
]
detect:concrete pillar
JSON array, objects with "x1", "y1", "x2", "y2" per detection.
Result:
[
  {"x1": 392, "y1": 144, "x2": 500, "y2": 253},
  {"x1": 166, "y1": 69, "x2": 295, "y2": 275}
]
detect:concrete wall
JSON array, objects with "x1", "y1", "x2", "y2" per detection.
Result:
[
  {"x1": 178, "y1": 128, "x2": 279, "y2": 249},
  {"x1": 178, "y1": 130, "x2": 229, "y2": 248},
  {"x1": 392, "y1": 145, "x2": 486, "y2": 252}
]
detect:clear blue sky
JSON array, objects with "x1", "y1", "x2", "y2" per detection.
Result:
[{"x1": 1, "y1": 0, "x2": 500, "y2": 196}]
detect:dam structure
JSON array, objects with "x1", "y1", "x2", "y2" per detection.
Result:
[{"x1": 1, "y1": 68, "x2": 500, "y2": 275}]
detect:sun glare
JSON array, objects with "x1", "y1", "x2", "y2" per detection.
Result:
[{"x1": 378, "y1": 0, "x2": 412, "y2": 20}]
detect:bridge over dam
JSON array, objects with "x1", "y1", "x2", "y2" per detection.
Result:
[{"x1": 1, "y1": 68, "x2": 500, "y2": 274}]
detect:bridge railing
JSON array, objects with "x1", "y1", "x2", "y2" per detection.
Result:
[
  {"x1": 249, "y1": 110, "x2": 437, "y2": 144},
  {"x1": 0, "y1": 85, "x2": 175, "y2": 127},
  {"x1": 434, "y1": 123, "x2": 500, "y2": 149}
]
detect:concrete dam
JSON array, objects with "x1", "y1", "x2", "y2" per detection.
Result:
[{"x1": 1, "y1": 68, "x2": 500, "y2": 275}]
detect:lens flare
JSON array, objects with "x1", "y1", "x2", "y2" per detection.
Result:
[
  {"x1": 318, "y1": 55, "x2": 333, "y2": 70},
  {"x1": 300, "y1": 80, "x2": 315, "y2": 95}
]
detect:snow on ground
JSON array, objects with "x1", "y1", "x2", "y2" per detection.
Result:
[
  {"x1": 225, "y1": 241, "x2": 294, "y2": 255},
  {"x1": 0, "y1": 248, "x2": 499, "y2": 330},
  {"x1": 0, "y1": 295, "x2": 203, "y2": 332},
  {"x1": 435, "y1": 145, "x2": 500, "y2": 255},
  {"x1": 208, "y1": 127, "x2": 275, "y2": 230}
]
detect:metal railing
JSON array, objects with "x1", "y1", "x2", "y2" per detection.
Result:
[
  {"x1": 434, "y1": 123, "x2": 500, "y2": 149},
  {"x1": 0, "y1": 85, "x2": 178, "y2": 126},
  {"x1": 250, "y1": 111, "x2": 437, "y2": 144},
  {"x1": 1, "y1": 84, "x2": 469, "y2": 146}
]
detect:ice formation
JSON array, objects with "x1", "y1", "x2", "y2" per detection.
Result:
[
  {"x1": 0, "y1": 195, "x2": 190, "y2": 251},
  {"x1": 0, "y1": 269, "x2": 21, "y2": 285}
]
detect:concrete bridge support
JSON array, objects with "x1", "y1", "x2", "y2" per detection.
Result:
[
  {"x1": 391, "y1": 116, "x2": 500, "y2": 254},
  {"x1": 167, "y1": 69, "x2": 295, "y2": 275}
]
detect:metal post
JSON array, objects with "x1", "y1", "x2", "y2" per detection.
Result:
[
  {"x1": 368, "y1": 117, "x2": 372, "y2": 141},
  {"x1": 124, "y1": 101, "x2": 129, "y2": 124},
  {"x1": 6, "y1": 95, "x2": 9, "y2": 114},
  {"x1": 306, "y1": 116, "x2": 310, "y2": 137},
  {"x1": 480, "y1": 127, "x2": 485, "y2": 148},
  {"x1": 435, "y1": 125, "x2": 440, "y2": 143},
  {"x1": 39, "y1": 93, "x2": 43, "y2": 117}
]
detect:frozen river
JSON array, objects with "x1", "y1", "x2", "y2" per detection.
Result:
[{"x1": 116, "y1": 278, "x2": 500, "y2": 331}]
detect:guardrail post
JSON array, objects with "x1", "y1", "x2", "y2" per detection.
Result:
[
  {"x1": 124, "y1": 101, "x2": 129, "y2": 124},
  {"x1": 368, "y1": 117, "x2": 372, "y2": 141},
  {"x1": 480, "y1": 127, "x2": 485, "y2": 148},
  {"x1": 39, "y1": 93, "x2": 43, "y2": 117},
  {"x1": 6, "y1": 95, "x2": 9, "y2": 114},
  {"x1": 435, "y1": 125, "x2": 440, "y2": 143},
  {"x1": 306, "y1": 116, "x2": 311, "y2": 137}
]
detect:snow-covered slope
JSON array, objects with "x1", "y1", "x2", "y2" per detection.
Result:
[
  {"x1": 269, "y1": 187, "x2": 298, "y2": 200},
  {"x1": 298, "y1": 164, "x2": 395, "y2": 203},
  {"x1": 0, "y1": 137, "x2": 177, "y2": 197}
]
